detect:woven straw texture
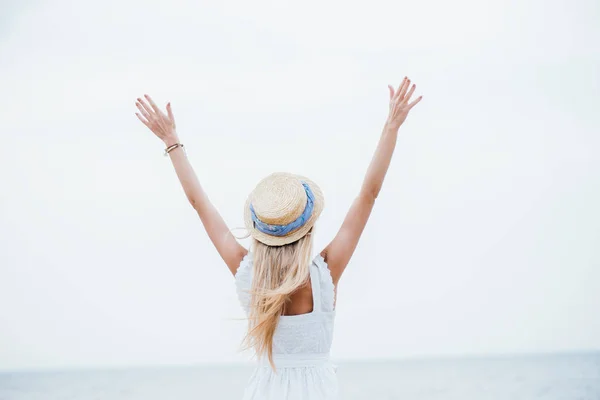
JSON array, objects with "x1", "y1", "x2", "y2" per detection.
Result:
[{"x1": 244, "y1": 172, "x2": 324, "y2": 246}]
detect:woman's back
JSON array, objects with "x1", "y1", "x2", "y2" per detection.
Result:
[
  {"x1": 236, "y1": 253, "x2": 336, "y2": 360},
  {"x1": 236, "y1": 253, "x2": 338, "y2": 399}
]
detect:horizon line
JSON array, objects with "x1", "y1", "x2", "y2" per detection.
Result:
[{"x1": 1, "y1": 348, "x2": 599, "y2": 374}]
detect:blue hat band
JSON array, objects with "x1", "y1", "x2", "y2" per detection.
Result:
[{"x1": 249, "y1": 182, "x2": 314, "y2": 237}]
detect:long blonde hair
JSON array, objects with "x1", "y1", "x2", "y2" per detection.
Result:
[{"x1": 242, "y1": 230, "x2": 314, "y2": 368}]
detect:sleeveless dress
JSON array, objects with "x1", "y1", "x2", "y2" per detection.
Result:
[{"x1": 235, "y1": 253, "x2": 338, "y2": 400}]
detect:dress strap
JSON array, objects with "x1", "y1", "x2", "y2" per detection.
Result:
[
  {"x1": 312, "y1": 254, "x2": 336, "y2": 312},
  {"x1": 309, "y1": 261, "x2": 322, "y2": 313}
]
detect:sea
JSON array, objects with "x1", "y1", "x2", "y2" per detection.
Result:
[{"x1": 1, "y1": 352, "x2": 599, "y2": 399}]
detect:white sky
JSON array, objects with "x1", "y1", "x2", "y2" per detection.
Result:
[{"x1": 1, "y1": 0, "x2": 599, "y2": 371}]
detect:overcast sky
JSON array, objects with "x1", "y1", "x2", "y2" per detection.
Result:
[{"x1": 0, "y1": 0, "x2": 598, "y2": 371}]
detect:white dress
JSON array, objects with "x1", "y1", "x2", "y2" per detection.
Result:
[{"x1": 235, "y1": 253, "x2": 338, "y2": 400}]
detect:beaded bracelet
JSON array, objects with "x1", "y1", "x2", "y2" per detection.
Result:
[{"x1": 164, "y1": 143, "x2": 184, "y2": 156}]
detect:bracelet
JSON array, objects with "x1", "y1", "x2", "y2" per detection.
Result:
[{"x1": 164, "y1": 143, "x2": 184, "y2": 156}]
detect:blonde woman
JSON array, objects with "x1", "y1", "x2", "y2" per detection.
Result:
[{"x1": 134, "y1": 77, "x2": 422, "y2": 399}]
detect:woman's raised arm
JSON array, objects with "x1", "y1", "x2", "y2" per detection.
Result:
[
  {"x1": 135, "y1": 95, "x2": 247, "y2": 275},
  {"x1": 321, "y1": 77, "x2": 422, "y2": 284}
]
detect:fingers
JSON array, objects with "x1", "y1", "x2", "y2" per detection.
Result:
[
  {"x1": 407, "y1": 95, "x2": 423, "y2": 109},
  {"x1": 392, "y1": 76, "x2": 419, "y2": 105},
  {"x1": 388, "y1": 85, "x2": 395, "y2": 100},
  {"x1": 135, "y1": 101, "x2": 151, "y2": 120},
  {"x1": 394, "y1": 77, "x2": 407, "y2": 101},
  {"x1": 166, "y1": 102, "x2": 175, "y2": 122},
  {"x1": 144, "y1": 94, "x2": 160, "y2": 113},
  {"x1": 137, "y1": 97, "x2": 154, "y2": 116},
  {"x1": 403, "y1": 83, "x2": 416, "y2": 104},
  {"x1": 398, "y1": 77, "x2": 411, "y2": 100},
  {"x1": 388, "y1": 76, "x2": 422, "y2": 119},
  {"x1": 135, "y1": 112, "x2": 150, "y2": 127}
]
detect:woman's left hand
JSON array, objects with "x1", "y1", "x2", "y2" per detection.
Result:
[
  {"x1": 386, "y1": 77, "x2": 422, "y2": 131},
  {"x1": 135, "y1": 94, "x2": 179, "y2": 145}
]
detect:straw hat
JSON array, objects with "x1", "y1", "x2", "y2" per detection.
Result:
[{"x1": 244, "y1": 172, "x2": 324, "y2": 246}]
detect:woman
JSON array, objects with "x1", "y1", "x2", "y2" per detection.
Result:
[{"x1": 134, "y1": 76, "x2": 422, "y2": 399}]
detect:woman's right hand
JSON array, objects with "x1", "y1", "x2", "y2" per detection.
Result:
[
  {"x1": 135, "y1": 94, "x2": 179, "y2": 146},
  {"x1": 386, "y1": 77, "x2": 422, "y2": 131}
]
